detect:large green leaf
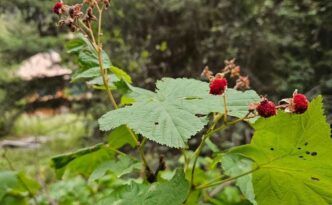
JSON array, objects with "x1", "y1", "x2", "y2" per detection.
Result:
[
  {"x1": 223, "y1": 96, "x2": 332, "y2": 205},
  {"x1": 97, "y1": 169, "x2": 190, "y2": 205},
  {"x1": 99, "y1": 78, "x2": 259, "y2": 148},
  {"x1": 51, "y1": 144, "x2": 114, "y2": 179}
]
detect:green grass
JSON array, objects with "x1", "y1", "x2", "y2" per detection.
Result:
[
  {"x1": 0, "y1": 113, "x2": 94, "y2": 174},
  {"x1": 11, "y1": 113, "x2": 91, "y2": 140}
]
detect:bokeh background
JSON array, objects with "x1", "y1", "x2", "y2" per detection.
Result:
[{"x1": 0, "y1": 0, "x2": 331, "y2": 204}]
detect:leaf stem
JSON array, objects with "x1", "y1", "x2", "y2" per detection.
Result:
[
  {"x1": 188, "y1": 112, "x2": 251, "y2": 195},
  {"x1": 138, "y1": 137, "x2": 152, "y2": 177},
  {"x1": 190, "y1": 113, "x2": 223, "y2": 187},
  {"x1": 195, "y1": 166, "x2": 259, "y2": 190},
  {"x1": 223, "y1": 94, "x2": 228, "y2": 123}
]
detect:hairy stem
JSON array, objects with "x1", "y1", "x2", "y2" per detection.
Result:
[{"x1": 86, "y1": 4, "x2": 151, "y2": 175}]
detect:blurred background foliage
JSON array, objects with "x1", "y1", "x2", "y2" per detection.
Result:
[
  {"x1": 1, "y1": 0, "x2": 332, "y2": 125},
  {"x1": 0, "y1": 0, "x2": 331, "y2": 204}
]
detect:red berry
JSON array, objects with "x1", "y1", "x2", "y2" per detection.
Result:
[
  {"x1": 256, "y1": 99, "x2": 277, "y2": 118},
  {"x1": 292, "y1": 94, "x2": 308, "y2": 114},
  {"x1": 209, "y1": 78, "x2": 227, "y2": 95},
  {"x1": 53, "y1": 2, "x2": 64, "y2": 15}
]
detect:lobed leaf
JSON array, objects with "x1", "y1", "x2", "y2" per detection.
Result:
[
  {"x1": 99, "y1": 78, "x2": 259, "y2": 148},
  {"x1": 223, "y1": 96, "x2": 332, "y2": 205}
]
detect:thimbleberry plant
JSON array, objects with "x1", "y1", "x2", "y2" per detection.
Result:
[{"x1": 46, "y1": 1, "x2": 332, "y2": 205}]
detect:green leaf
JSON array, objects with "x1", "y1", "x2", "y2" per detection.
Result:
[
  {"x1": 65, "y1": 35, "x2": 91, "y2": 54},
  {"x1": 87, "y1": 74, "x2": 119, "y2": 87},
  {"x1": 87, "y1": 74, "x2": 131, "y2": 94},
  {"x1": 222, "y1": 155, "x2": 256, "y2": 205},
  {"x1": 1, "y1": 196, "x2": 28, "y2": 205},
  {"x1": 99, "y1": 78, "x2": 259, "y2": 148},
  {"x1": 67, "y1": 34, "x2": 111, "y2": 70},
  {"x1": 113, "y1": 80, "x2": 131, "y2": 94},
  {"x1": 72, "y1": 67, "x2": 100, "y2": 81},
  {"x1": 110, "y1": 66, "x2": 132, "y2": 84},
  {"x1": 108, "y1": 125, "x2": 136, "y2": 149},
  {"x1": 65, "y1": 34, "x2": 93, "y2": 54},
  {"x1": 97, "y1": 183, "x2": 148, "y2": 205},
  {"x1": 144, "y1": 169, "x2": 190, "y2": 205},
  {"x1": 0, "y1": 171, "x2": 40, "y2": 202},
  {"x1": 223, "y1": 96, "x2": 332, "y2": 205},
  {"x1": 120, "y1": 95, "x2": 135, "y2": 106},
  {"x1": 78, "y1": 50, "x2": 100, "y2": 69},
  {"x1": 51, "y1": 144, "x2": 114, "y2": 179},
  {"x1": 98, "y1": 169, "x2": 190, "y2": 205},
  {"x1": 88, "y1": 155, "x2": 141, "y2": 183}
]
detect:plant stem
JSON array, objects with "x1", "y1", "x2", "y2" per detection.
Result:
[
  {"x1": 86, "y1": 3, "x2": 150, "y2": 173},
  {"x1": 182, "y1": 149, "x2": 189, "y2": 172},
  {"x1": 138, "y1": 138, "x2": 150, "y2": 170},
  {"x1": 195, "y1": 166, "x2": 259, "y2": 190},
  {"x1": 223, "y1": 94, "x2": 228, "y2": 123},
  {"x1": 188, "y1": 112, "x2": 251, "y2": 196},
  {"x1": 189, "y1": 113, "x2": 223, "y2": 187}
]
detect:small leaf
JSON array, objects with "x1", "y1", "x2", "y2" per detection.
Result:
[
  {"x1": 97, "y1": 169, "x2": 189, "y2": 205},
  {"x1": 88, "y1": 155, "x2": 141, "y2": 183},
  {"x1": 0, "y1": 171, "x2": 40, "y2": 202},
  {"x1": 71, "y1": 67, "x2": 100, "y2": 81},
  {"x1": 78, "y1": 50, "x2": 100, "y2": 69},
  {"x1": 108, "y1": 125, "x2": 136, "y2": 149},
  {"x1": 144, "y1": 168, "x2": 190, "y2": 205},
  {"x1": 120, "y1": 95, "x2": 135, "y2": 106},
  {"x1": 67, "y1": 34, "x2": 111, "y2": 69},
  {"x1": 87, "y1": 74, "x2": 119, "y2": 87},
  {"x1": 110, "y1": 66, "x2": 132, "y2": 84},
  {"x1": 65, "y1": 34, "x2": 92, "y2": 54},
  {"x1": 97, "y1": 183, "x2": 148, "y2": 205},
  {"x1": 51, "y1": 144, "x2": 114, "y2": 179}
]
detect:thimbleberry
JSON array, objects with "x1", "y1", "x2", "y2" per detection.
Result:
[
  {"x1": 256, "y1": 99, "x2": 277, "y2": 118},
  {"x1": 53, "y1": 2, "x2": 64, "y2": 15},
  {"x1": 292, "y1": 94, "x2": 308, "y2": 114},
  {"x1": 209, "y1": 78, "x2": 228, "y2": 95}
]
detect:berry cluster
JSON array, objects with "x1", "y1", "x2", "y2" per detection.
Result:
[
  {"x1": 201, "y1": 59, "x2": 250, "y2": 95},
  {"x1": 251, "y1": 92, "x2": 309, "y2": 118},
  {"x1": 52, "y1": 0, "x2": 110, "y2": 32}
]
